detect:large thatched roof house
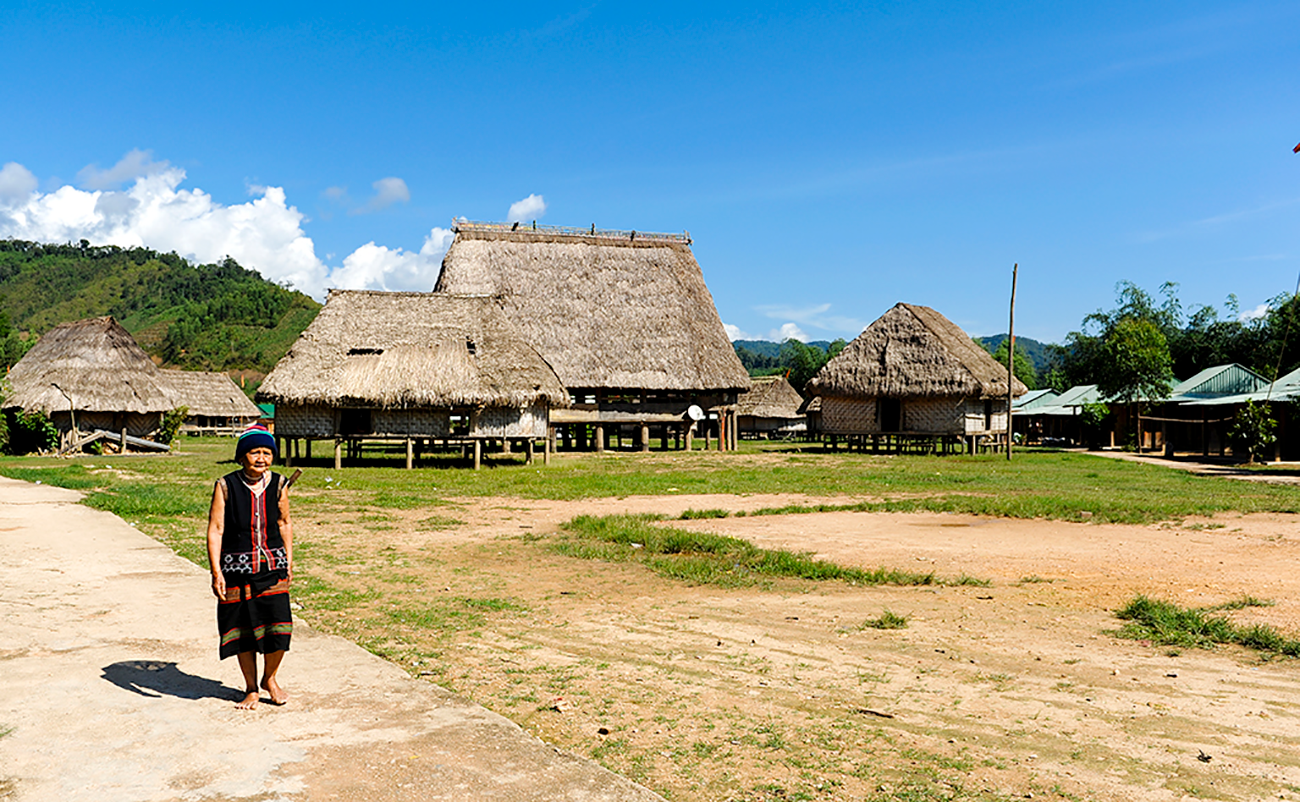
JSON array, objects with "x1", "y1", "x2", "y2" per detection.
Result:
[
  {"x1": 736, "y1": 375, "x2": 806, "y2": 439},
  {"x1": 258, "y1": 290, "x2": 568, "y2": 466},
  {"x1": 434, "y1": 222, "x2": 751, "y2": 451},
  {"x1": 5, "y1": 316, "x2": 174, "y2": 445},
  {"x1": 806, "y1": 303, "x2": 1026, "y2": 447}
]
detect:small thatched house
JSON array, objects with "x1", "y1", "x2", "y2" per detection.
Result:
[
  {"x1": 736, "y1": 375, "x2": 806, "y2": 439},
  {"x1": 434, "y1": 222, "x2": 751, "y2": 451},
  {"x1": 4, "y1": 316, "x2": 173, "y2": 447},
  {"x1": 158, "y1": 370, "x2": 262, "y2": 434},
  {"x1": 806, "y1": 303, "x2": 1027, "y2": 451},
  {"x1": 257, "y1": 291, "x2": 568, "y2": 467}
]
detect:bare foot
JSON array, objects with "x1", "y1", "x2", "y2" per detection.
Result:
[
  {"x1": 235, "y1": 690, "x2": 260, "y2": 709},
  {"x1": 260, "y1": 677, "x2": 288, "y2": 706}
]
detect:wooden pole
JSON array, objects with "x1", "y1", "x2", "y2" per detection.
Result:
[{"x1": 1006, "y1": 263, "x2": 1018, "y2": 461}]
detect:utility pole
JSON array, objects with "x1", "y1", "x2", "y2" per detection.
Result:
[{"x1": 1006, "y1": 264, "x2": 1018, "y2": 461}]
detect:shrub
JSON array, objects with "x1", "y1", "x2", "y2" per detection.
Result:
[
  {"x1": 6, "y1": 410, "x2": 59, "y2": 454},
  {"x1": 157, "y1": 406, "x2": 189, "y2": 445}
]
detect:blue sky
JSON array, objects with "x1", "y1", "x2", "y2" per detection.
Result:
[{"x1": 2, "y1": 1, "x2": 1298, "y2": 345}]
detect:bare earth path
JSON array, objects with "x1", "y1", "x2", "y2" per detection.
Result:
[
  {"x1": 332, "y1": 491, "x2": 1300, "y2": 801},
  {"x1": 0, "y1": 476, "x2": 662, "y2": 802}
]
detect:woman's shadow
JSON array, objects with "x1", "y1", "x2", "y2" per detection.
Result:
[{"x1": 101, "y1": 660, "x2": 242, "y2": 701}]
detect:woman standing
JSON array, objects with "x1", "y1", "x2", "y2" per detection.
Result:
[{"x1": 206, "y1": 424, "x2": 293, "y2": 709}]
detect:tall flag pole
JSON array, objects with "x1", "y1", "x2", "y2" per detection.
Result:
[{"x1": 1006, "y1": 263, "x2": 1018, "y2": 461}]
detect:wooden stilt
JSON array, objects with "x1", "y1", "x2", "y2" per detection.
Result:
[
  {"x1": 334, "y1": 439, "x2": 342, "y2": 469},
  {"x1": 543, "y1": 431, "x2": 551, "y2": 466},
  {"x1": 526, "y1": 438, "x2": 535, "y2": 464},
  {"x1": 473, "y1": 439, "x2": 482, "y2": 470},
  {"x1": 406, "y1": 437, "x2": 413, "y2": 469},
  {"x1": 595, "y1": 424, "x2": 605, "y2": 453},
  {"x1": 640, "y1": 423, "x2": 650, "y2": 453}
]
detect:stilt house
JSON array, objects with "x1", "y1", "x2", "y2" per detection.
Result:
[
  {"x1": 257, "y1": 291, "x2": 568, "y2": 467},
  {"x1": 159, "y1": 370, "x2": 262, "y2": 434},
  {"x1": 434, "y1": 222, "x2": 751, "y2": 451},
  {"x1": 736, "y1": 375, "x2": 807, "y2": 439},
  {"x1": 806, "y1": 303, "x2": 1027, "y2": 452},
  {"x1": 4, "y1": 316, "x2": 173, "y2": 449}
]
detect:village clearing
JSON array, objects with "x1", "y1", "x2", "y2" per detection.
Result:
[{"x1": 5, "y1": 443, "x2": 1300, "y2": 801}]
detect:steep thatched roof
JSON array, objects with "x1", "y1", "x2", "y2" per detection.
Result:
[
  {"x1": 806, "y1": 303, "x2": 1028, "y2": 400},
  {"x1": 434, "y1": 223, "x2": 750, "y2": 393},
  {"x1": 159, "y1": 370, "x2": 262, "y2": 418},
  {"x1": 257, "y1": 291, "x2": 568, "y2": 408},
  {"x1": 4, "y1": 316, "x2": 173, "y2": 414},
  {"x1": 736, "y1": 375, "x2": 806, "y2": 419}
]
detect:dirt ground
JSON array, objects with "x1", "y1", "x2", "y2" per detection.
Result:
[{"x1": 294, "y1": 492, "x2": 1300, "y2": 802}]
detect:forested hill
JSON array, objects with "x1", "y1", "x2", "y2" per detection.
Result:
[{"x1": 0, "y1": 240, "x2": 320, "y2": 376}]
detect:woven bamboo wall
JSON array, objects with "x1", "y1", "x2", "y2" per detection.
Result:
[
  {"x1": 52, "y1": 411, "x2": 160, "y2": 438},
  {"x1": 276, "y1": 404, "x2": 336, "y2": 437},
  {"x1": 958, "y1": 398, "x2": 1010, "y2": 434},
  {"x1": 473, "y1": 402, "x2": 548, "y2": 438},
  {"x1": 371, "y1": 408, "x2": 452, "y2": 437},
  {"x1": 904, "y1": 398, "x2": 964, "y2": 434},
  {"x1": 822, "y1": 396, "x2": 878, "y2": 434}
]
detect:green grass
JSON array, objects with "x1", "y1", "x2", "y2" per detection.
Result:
[
  {"x1": 551, "y1": 514, "x2": 972, "y2": 588},
  {"x1": 859, "y1": 610, "x2": 909, "y2": 630},
  {"x1": 1114, "y1": 595, "x2": 1300, "y2": 657},
  {"x1": 6, "y1": 440, "x2": 1300, "y2": 527}
]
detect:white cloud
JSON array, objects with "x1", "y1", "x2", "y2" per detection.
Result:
[
  {"x1": 322, "y1": 185, "x2": 348, "y2": 201},
  {"x1": 755, "y1": 302, "x2": 867, "y2": 335},
  {"x1": 77, "y1": 148, "x2": 169, "y2": 190},
  {"x1": 351, "y1": 177, "x2": 411, "y2": 215},
  {"x1": 507, "y1": 193, "x2": 546, "y2": 223},
  {"x1": 1239, "y1": 303, "x2": 1270, "y2": 322},
  {"x1": 768, "y1": 323, "x2": 808, "y2": 342},
  {"x1": 330, "y1": 227, "x2": 455, "y2": 292},
  {"x1": 723, "y1": 323, "x2": 753, "y2": 341},
  {"x1": 0, "y1": 162, "x2": 38, "y2": 206}
]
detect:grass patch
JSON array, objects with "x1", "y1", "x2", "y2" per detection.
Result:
[
  {"x1": 0, "y1": 465, "x2": 100, "y2": 489},
  {"x1": 859, "y1": 610, "x2": 908, "y2": 630},
  {"x1": 1114, "y1": 595, "x2": 1300, "y2": 657},
  {"x1": 416, "y1": 515, "x2": 467, "y2": 530},
  {"x1": 551, "y1": 514, "x2": 974, "y2": 588},
  {"x1": 678, "y1": 508, "x2": 732, "y2": 519}
]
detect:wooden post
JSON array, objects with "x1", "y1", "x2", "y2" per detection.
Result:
[
  {"x1": 473, "y1": 439, "x2": 482, "y2": 470},
  {"x1": 526, "y1": 437, "x2": 535, "y2": 465},
  {"x1": 334, "y1": 439, "x2": 342, "y2": 470},
  {"x1": 406, "y1": 437, "x2": 413, "y2": 470},
  {"x1": 704, "y1": 420, "x2": 712, "y2": 450},
  {"x1": 718, "y1": 414, "x2": 726, "y2": 452},
  {"x1": 1006, "y1": 262, "x2": 1017, "y2": 461},
  {"x1": 306, "y1": 439, "x2": 312, "y2": 460},
  {"x1": 595, "y1": 424, "x2": 605, "y2": 453},
  {"x1": 640, "y1": 423, "x2": 650, "y2": 453},
  {"x1": 543, "y1": 432, "x2": 551, "y2": 465},
  {"x1": 502, "y1": 437, "x2": 512, "y2": 454},
  {"x1": 685, "y1": 422, "x2": 694, "y2": 451}
]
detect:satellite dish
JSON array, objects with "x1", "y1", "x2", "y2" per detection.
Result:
[{"x1": 686, "y1": 405, "x2": 705, "y2": 422}]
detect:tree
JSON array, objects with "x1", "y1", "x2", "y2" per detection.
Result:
[
  {"x1": 781, "y1": 339, "x2": 830, "y2": 396},
  {"x1": 986, "y1": 339, "x2": 1038, "y2": 390},
  {"x1": 1228, "y1": 401, "x2": 1277, "y2": 464},
  {"x1": 1097, "y1": 317, "x2": 1174, "y2": 405}
]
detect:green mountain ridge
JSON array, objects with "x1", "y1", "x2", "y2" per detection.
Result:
[{"x1": 0, "y1": 240, "x2": 321, "y2": 381}]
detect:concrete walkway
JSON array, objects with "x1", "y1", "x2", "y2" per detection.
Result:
[{"x1": 0, "y1": 476, "x2": 662, "y2": 802}]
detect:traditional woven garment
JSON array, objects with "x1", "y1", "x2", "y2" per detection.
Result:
[{"x1": 216, "y1": 470, "x2": 292, "y2": 659}]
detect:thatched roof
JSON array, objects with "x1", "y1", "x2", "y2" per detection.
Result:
[
  {"x1": 736, "y1": 375, "x2": 806, "y2": 419},
  {"x1": 434, "y1": 224, "x2": 750, "y2": 393},
  {"x1": 257, "y1": 291, "x2": 568, "y2": 408},
  {"x1": 4, "y1": 317, "x2": 173, "y2": 414},
  {"x1": 806, "y1": 303, "x2": 1028, "y2": 400},
  {"x1": 159, "y1": 370, "x2": 262, "y2": 418}
]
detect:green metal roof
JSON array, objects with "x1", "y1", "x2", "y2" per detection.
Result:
[{"x1": 1169, "y1": 363, "x2": 1268, "y2": 399}]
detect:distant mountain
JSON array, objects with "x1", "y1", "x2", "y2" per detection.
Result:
[
  {"x1": 0, "y1": 240, "x2": 320, "y2": 381},
  {"x1": 976, "y1": 334, "x2": 1054, "y2": 373},
  {"x1": 732, "y1": 339, "x2": 835, "y2": 359}
]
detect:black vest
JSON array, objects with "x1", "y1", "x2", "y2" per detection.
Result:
[{"x1": 220, "y1": 471, "x2": 287, "y2": 577}]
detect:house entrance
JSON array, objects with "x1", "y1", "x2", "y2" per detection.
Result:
[{"x1": 880, "y1": 398, "x2": 902, "y2": 432}]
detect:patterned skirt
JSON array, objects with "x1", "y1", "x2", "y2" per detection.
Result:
[{"x1": 217, "y1": 570, "x2": 293, "y2": 659}]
